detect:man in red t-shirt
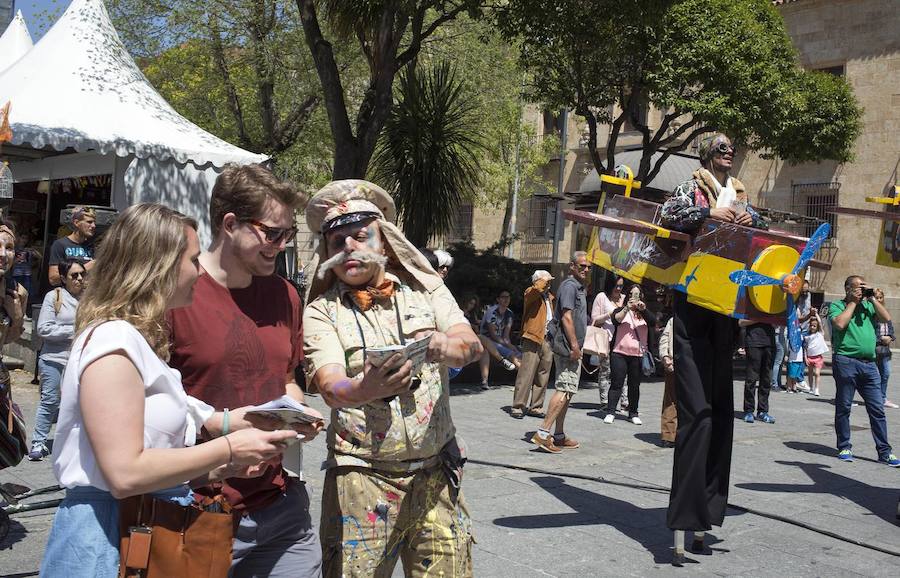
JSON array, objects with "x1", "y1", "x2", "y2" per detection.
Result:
[{"x1": 169, "y1": 164, "x2": 324, "y2": 577}]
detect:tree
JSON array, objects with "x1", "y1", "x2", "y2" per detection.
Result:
[
  {"x1": 498, "y1": 0, "x2": 862, "y2": 187},
  {"x1": 107, "y1": 1, "x2": 335, "y2": 183},
  {"x1": 371, "y1": 61, "x2": 484, "y2": 246},
  {"x1": 296, "y1": 0, "x2": 484, "y2": 179}
]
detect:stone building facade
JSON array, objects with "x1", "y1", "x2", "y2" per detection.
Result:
[{"x1": 737, "y1": 0, "x2": 900, "y2": 318}]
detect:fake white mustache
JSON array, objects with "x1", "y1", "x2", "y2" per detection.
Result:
[{"x1": 318, "y1": 250, "x2": 388, "y2": 279}]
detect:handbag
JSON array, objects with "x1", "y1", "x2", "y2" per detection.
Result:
[
  {"x1": 0, "y1": 366, "x2": 27, "y2": 470},
  {"x1": 119, "y1": 493, "x2": 237, "y2": 578},
  {"x1": 641, "y1": 349, "x2": 656, "y2": 377},
  {"x1": 582, "y1": 325, "x2": 609, "y2": 357}
]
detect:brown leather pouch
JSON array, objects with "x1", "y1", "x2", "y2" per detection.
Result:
[{"x1": 123, "y1": 526, "x2": 152, "y2": 570}]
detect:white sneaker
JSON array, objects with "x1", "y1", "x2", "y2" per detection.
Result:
[
  {"x1": 885, "y1": 400, "x2": 900, "y2": 409},
  {"x1": 630, "y1": 416, "x2": 643, "y2": 425},
  {"x1": 501, "y1": 358, "x2": 516, "y2": 371},
  {"x1": 603, "y1": 414, "x2": 615, "y2": 424}
]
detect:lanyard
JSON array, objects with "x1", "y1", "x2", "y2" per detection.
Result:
[{"x1": 350, "y1": 292, "x2": 405, "y2": 358}]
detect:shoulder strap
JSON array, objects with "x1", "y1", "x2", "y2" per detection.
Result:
[{"x1": 53, "y1": 288, "x2": 62, "y2": 315}]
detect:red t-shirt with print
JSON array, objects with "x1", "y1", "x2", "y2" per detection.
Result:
[{"x1": 168, "y1": 271, "x2": 303, "y2": 512}]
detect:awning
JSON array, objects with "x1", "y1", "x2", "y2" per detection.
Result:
[
  {"x1": 578, "y1": 150, "x2": 700, "y2": 195},
  {"x1": 0, "y1": 0, "x2": 267, "y2": 169}
]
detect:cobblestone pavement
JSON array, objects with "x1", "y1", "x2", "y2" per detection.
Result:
[{"x1": 2, "y1": 357, "x2": 899, "y2": 577}]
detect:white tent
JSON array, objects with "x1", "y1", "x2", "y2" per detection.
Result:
[
  {"x1": 0, "y1": 0, "x2": 265, "y2": 168},
  {"x1": 0, "y1": 10, "x2": 33, "y2": 74},
  {"x1": 0, "y1": 0, "x2": 268, "y2": 245}
]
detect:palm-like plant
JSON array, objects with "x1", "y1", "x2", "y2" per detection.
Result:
[{"x1": 371, "y1": 61, "x2": 484, "y2": 247}]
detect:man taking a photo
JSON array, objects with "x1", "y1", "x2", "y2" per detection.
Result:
[{"x1": 829, "y1": 275, "x2": 899, "y2": 467}]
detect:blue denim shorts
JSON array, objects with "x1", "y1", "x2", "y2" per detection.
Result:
[{"x1": 42, "y1": 486, "x2": 120, "y2": 578}]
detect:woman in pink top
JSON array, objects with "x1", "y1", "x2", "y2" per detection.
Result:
[
  {"x1": 604, "y1": 284, "x2": 656, "y2": 425},
  {"x1": 590, "y1": 275, "x2": 624, "y2": 409}
]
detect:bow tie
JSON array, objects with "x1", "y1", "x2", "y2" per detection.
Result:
[{"x1": 349, "y1": 280, "x2": 396, "y2": 311}]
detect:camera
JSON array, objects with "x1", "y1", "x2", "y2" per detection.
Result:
[{"x1": 862, "y1": 287, "x2": 875, "y2": 298}]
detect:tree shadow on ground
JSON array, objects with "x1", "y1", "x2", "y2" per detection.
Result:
[
  {"x1": 735, "y1": 458, "x2": 898, "y2": 526},
  {"x1": 492, "y1": 475, "x2": 731, "y2": 565}
]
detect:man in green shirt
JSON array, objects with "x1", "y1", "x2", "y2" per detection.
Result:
[{"x1": 828, "y1": 275, "x2": 898, "y2": 466}]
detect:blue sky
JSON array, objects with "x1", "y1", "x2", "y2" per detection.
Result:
[{"x1": 16, "y1": 0, "x2": 72, "y2": 40}]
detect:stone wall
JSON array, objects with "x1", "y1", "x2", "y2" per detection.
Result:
[{"x1": 737, "y1": 0, "x2": 900, "y2": 317}]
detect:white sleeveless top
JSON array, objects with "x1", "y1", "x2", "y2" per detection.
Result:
[{"x1": 52, "y1": 320, "x2": 214, "y2": 490}]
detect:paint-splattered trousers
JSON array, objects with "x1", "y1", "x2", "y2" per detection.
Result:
[{"x1": 320, "y1": 464, "x2": 474, "y2": 578}]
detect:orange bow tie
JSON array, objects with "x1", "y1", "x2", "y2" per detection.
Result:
[{"x1": 349, "y1": 280, "x2": 396, "y2": 311}]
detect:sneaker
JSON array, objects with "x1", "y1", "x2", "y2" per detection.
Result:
[
  {"x1": 885, "y1": 400, "x2": 900, "y2": 409},
  {"x1": 480, "y1": 381, "x2": 490, "y2": 391},
  {"x1": 756, "y1": 412, "x2": 775, "y2": 424},
  {"x1": 743, "y1": 412, "x2": 755, "y2": 423},
  {"x1": 553, "y1": 435, "x2": 580, "y2": 449},
  {"x1": 879, "y1": 454, "x2": 900, "y2": 467},
  {"x1": 630, "y1": 415, "x2": 642, "y2": 426},
  {"x1": 603, "y1": 413, "x2": 615, "y2": 424},
  {"x1": 531, "y1": 432, "x2": 561, "y2": 454},
  {"x1": 510, "y1": 408, "x2": 524, "y2": 419},
  {"x1": 812, "y1": 389, "x2": 820, "y2": 397},
  {"x1": 838, "y1": 449, "x2": 854, "y2": 462},
  {"x1": 27, "y1": 446, "x2": 46, "y2": 461},
  {"x1": 501, "y1": 358, "x2": 516, "y2": 371}
]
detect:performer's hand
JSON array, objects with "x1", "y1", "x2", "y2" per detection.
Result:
[
  {"x1": 415, "y1": 330, "x2": 450, "y2": 364},
  {"x1": 361, "y1": 354, "x2": 413, "y2": 398},
  {"x1": 709, "y1": 207, "x2": 736, "y2": 222},
  {"x1": 734, "y1": 211, "x2": 753, "y2": 226}
]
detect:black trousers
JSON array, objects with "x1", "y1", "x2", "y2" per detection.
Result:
[
  {"x1": 666, "y1": 293, "x2": 735, "y2": 531},
  {"x1": 609, "y1": 352, "x2": 642, "y2": 416},
  {"x1": 743, "y1": 345, "x2": 774, "y2": 414}
]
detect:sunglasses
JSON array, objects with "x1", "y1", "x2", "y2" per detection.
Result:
[
  {"x1": 576, "y1": 263, "x2": 591, "y2": 270},
  {"x1": 324, "y1": 221, "x2": 376, "y2": 253},
  {"x1": 69, "y1": 271, "x2": 85, "y2": 279},
  {"x1": 245, "y1": 219, "x2": 297, "y2": 245},
  {"x1": 713, "y1": 142, "x2": 736, "y2": 155}
]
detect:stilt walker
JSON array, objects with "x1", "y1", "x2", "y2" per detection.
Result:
[{"x1": 659, "y1": 134, "x2": 769, "y2": 565}]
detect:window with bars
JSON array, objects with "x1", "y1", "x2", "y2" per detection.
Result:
[
  {"x1": 446, "y1": 203, "x2": 473, "y2": 242},
  {"x1": 523, "y1": 195, "x2": 564, "y2": 242},
  {"x1": 791, "y1": 182, "x2": 840, "y2": 238}
]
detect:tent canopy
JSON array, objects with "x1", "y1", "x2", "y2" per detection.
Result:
[
  {"x1": 578, "y1": 150, "x2": 700, "y2": 195},
  {"x1": 0, "y1": 10, "x2": 33, "y2": 74},
  {"x1": 0, "y1": 0, "x2": 266, "y2": 169}
]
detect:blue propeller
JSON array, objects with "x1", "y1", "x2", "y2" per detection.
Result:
[{"x1": 729, "y1": 222, "x2": 831, "y2": 351}]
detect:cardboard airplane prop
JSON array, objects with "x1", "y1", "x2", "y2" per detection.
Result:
[
  {"x1": 828, "y1": 186, "x2": 900, "y2": 270},
  {"x1": 566, "y1": 167, "x2": 831, "y2": 351}
]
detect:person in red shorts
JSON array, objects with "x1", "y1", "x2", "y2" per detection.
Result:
[{"x1": 169, "y1": 164, "x2": 324, "y2": 577}]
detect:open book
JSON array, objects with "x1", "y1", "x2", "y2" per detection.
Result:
[
  {"x1": 245, "y1": 395, "x2": 326, "y2": 427},
  {"x1": 365, "y1": 333, "x2": 432, "y2": 375}
]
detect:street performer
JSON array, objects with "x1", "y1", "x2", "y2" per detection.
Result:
[
  {"x1": 303, "y1": 180, "x2": 483, "y2": 577},
  {"x1": 660, "y1": 133, "x2": 768, "y2": 565}
]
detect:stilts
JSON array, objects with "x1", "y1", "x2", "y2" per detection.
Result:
[
  {"x1": 692, "y1": 531, "x2": 705, "y2": 553},
  {"x1": 673, "y1": 530, "x2": 685, "y2": 567}
]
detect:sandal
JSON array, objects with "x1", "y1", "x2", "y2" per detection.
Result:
[{"x1": 527, "y1": 409, "x2": 546, "y2": 418}]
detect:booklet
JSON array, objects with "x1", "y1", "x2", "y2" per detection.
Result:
[
  {"x1": 365, "y1": 334, "x2": 432, "y2": 375},
  {"x1": 245, "y1": 395, "x2": 326, "y2": 427}
]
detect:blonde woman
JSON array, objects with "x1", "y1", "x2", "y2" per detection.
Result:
[{"x1": 41, "y1": 204, "x2": 297, "y2": 578}]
